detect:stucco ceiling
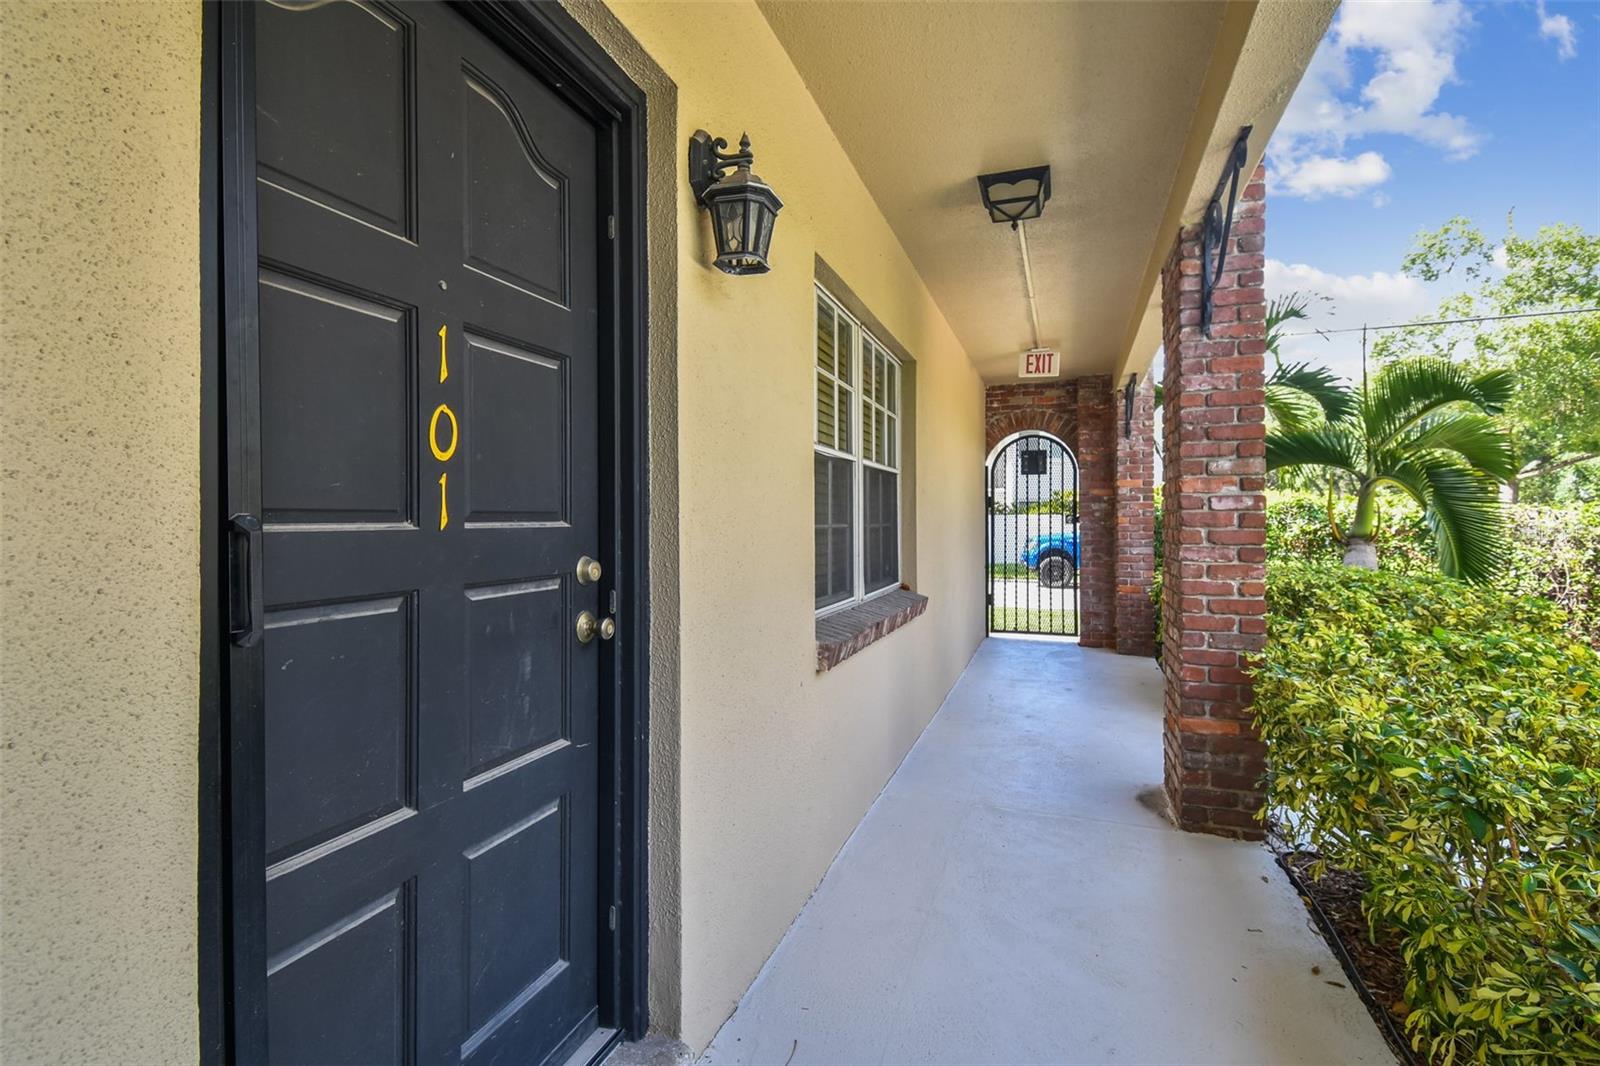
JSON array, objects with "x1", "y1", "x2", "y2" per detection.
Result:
[{"x1": 758, "y1": 0, "x2": 1332, "y2": 384}]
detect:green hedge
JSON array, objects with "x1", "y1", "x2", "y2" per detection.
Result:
[
  {"x1": 1266, "y1": 493, "x2": 1600, "y2": 646},
  {"x1": 1265, "y1": 492, "x2": 1435, "y2": 574},
  {"x1": 1257, "y1": 563, "x2": 1600, "y2": 1064}
]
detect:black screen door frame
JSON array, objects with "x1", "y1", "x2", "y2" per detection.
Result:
[{"x1": 196, "y1": 3, "x2": 652, "y2": 1061}]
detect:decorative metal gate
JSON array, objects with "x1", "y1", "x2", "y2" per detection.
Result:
[{"x1": 986, "y1": 433, "x2": 1080, "y2": 636}]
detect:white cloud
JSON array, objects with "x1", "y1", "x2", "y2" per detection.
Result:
[
  {"x1": 1537, "y1": 0, "x2": 1577, "y2": 60},
  {"x1": 1273, "y1": 151, "x2": 1392, "y2": 199},
  {"x1": 1270, "y1": 0, "x2": 1481, "y2": 199},
  {"x1": 1266, "y1": 259, "x2": 1437, "y2": 382}
]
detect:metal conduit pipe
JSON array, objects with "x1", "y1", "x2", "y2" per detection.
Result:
[{"x1": 1016, "y1": 220, "x2": 1042, "y2": 350}]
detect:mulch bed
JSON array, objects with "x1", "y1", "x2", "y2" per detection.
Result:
[{"x1": 1277, "y1": 849, "x2": 1421, "y2": 1066}]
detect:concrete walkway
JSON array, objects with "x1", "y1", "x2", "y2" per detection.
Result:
[{"x1": 698, "y1": 638, "x2": 1393, "y2": 1066}]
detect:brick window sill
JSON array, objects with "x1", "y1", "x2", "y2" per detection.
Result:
[{"x1": 815, "y1": 589, "x2": 929, "y2": 672}]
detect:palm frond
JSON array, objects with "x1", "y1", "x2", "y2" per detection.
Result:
[
  {"x1": 1383, "y1": 454, "x2": 1507, "y2": 582},
  {"x1": 1398, "y1": 412, "x2": 1518, "y2": 481},
  {"x1": 1266, "y1": 424, "x2": 1364, "y2": 474},
  {"x1": 1265, "y1": 293, "x2": 1313, "y2": 361},
  {"x1": 1363, "y1": 359, "x2": 1516, "y2": 447},
  {"x1": 1270, "y1": 361, "x2": 1355, "y2": 423},
  {"x1": 1265, "y1": 384, "x2": 1326, "y2": 432}
]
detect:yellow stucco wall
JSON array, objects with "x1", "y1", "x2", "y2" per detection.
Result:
[
  {"x1": 0, "y1": 0, "x2": 983, "y2": 1059},
  {"x1": 598, "y1": 1, "x2": 987, "y2": 1050},
  {"x1": 0, "y1": 2, "x2": 203, "y2": 1062}
]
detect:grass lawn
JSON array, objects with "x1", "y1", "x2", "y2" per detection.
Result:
[
  {"x1": 986, "y1": 563, "x2": 1032, "y2": 579},
  {"x1": 988, "y1": 607, "x2": 1077, "y2": 634}
]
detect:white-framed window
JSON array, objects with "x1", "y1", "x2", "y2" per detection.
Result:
[{"x1": 815, "y1": 285, "x2": 901, "y2": 613}]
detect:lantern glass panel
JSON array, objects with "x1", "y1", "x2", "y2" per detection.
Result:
[
  {"x1": 716, "y1": 200, "x2": 745, "y2": 253},
  {"x1": 752, "y1": 204, "x2": 774, "y2": 259}
]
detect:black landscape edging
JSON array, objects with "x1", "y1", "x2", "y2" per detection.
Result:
[{"x1": 1272, "y1": 849, "x2": 1420, "y2": 1066}]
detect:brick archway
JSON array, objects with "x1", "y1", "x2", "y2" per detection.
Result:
[
  {"x1": 986, "y1": 408, "x2": 1071, "y2": 455},
  {"x1": 984, "y1": 381, "x2": 1079, "y2": 455}
]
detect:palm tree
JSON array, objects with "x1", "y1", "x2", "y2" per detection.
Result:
[{"x1": 1266, "y1": 359, "x2": 1516, "y2": 581}]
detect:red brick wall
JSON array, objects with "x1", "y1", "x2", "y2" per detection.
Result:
[
  {"x1": 984, "y1": 381, "x2": 1078, "y2": 454},
  {"x1": 1075, "y1": 377, "x2": 1115, "y2": 648},
  {"x1": 1114, "y1": 376, "x2": 1156, "y2": 656},
  {"x1": 1159, "y1": 164, "x2": 1268, "y2": 839}
]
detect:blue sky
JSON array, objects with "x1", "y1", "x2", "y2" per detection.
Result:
[{"x1": 1265, "y1": 0, "x2": 1599, "y2": 379}]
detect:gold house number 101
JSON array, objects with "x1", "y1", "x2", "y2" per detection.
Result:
[{"x1": 432, "y1": 324, "x2": 458, "y2": 530}]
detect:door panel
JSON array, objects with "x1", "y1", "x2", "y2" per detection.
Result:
[
  {"x1": 258, "y1": 270, "x2": 413, "y2": 527},
  {"x1": 254, "y1": 0, "x2": 414, "y2": 239},
  {"x1": 252, "y1": 2, "x2": 603, "y2": 1061}
]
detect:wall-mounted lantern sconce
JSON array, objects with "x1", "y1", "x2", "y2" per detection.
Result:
[
  {"x1": 1123, "y1": 374, "x2": 1138, "y2": 438},
  {"x1": 975, "y1": 165, "x2": 1052, "y2": 230},
  {"x1": 689, "y1": 130, "x2": 783, "y2": 276}
]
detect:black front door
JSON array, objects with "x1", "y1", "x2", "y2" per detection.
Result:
[{"x1": 247, "y1": 3, "x2": 603, "y2": 1061}]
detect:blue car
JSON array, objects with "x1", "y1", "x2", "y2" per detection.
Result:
[{"x1": 1021, "y1": 532, "x2": 1079, "y2": 588}]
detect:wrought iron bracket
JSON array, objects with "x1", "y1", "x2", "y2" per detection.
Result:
[
  {"x1": 1200, "y1": 126, "x2": 1253, "y2": 338},
  {"x1": 688, "y1": 129, "x2": 753, "y2": 205}
]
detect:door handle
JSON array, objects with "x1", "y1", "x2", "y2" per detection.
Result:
[
  {"x1": 576, "y1": 556, "x2": 602, "y2": 585},
  {"x1": 576, "y1": 611, "x2": 617, "y2": 645},
  {"x1": 228, "y1": 513, "x2": 264, "y2": 648}
]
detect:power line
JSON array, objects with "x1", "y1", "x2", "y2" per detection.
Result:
[{"x1": 1279, "y1": 305, "x2": 1600, "y2": 339}]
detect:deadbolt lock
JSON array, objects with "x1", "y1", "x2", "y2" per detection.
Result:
[{"x1": 576, "y1": 556, "x2": 602, "y2": 585}]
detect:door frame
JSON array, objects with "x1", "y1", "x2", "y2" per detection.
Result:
[{"x1": 196, "y1": 3, "x2": 652, "y2": 1060}]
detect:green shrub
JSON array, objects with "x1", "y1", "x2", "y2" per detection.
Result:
[
  {"x1": 993, "y1": 488, "x2": 1076, "y2": 516},
  {"x1": 1257, "y1": 563, "x2": 1600, "y2": 1064},
  {"x1": 1265, "y1": 494, "x2": 1600, "y2": 646},
  {"x1": 1266, "y1": 491, "x2": 1434, "y2": 573}
]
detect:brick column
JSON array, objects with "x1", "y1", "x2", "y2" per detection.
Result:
[
  {"x1": 1159, "y1": 164, "x2": 1268, "y2": 839},
  {"x1": 1075, "y1": 376, "x2": 1115, "y2": 648},
  {"x1": 1114, "y1": 376, "x2": 1156, "y2": 656}
]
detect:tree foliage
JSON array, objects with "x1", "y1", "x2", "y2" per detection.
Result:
[
  {"x1": 1377, "y1": 217, "x2": 1600, "y2": 502},
  {"x1": 1266, "y1": 359, "x2": 1516, "y2": 581}
]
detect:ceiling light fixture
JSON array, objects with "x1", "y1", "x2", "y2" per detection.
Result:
[
  {"x1": 977, "y1": 164, "x2": 1053, "y2": 349},
  {"x1": 975, "y1": 165, "x2": 1052, "y2": 230}
]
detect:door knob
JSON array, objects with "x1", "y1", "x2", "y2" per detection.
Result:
[
  {"x1": 575, "y1": 612, "x2": 615, "y2": 645},
  {"x1": 576, "y1": 556, "x2": 602, "y2": 585}
]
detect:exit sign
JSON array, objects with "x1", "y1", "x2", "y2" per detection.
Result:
[{"x1": 1019, "y1": 348, "x2": 1060, "y2": 378}]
